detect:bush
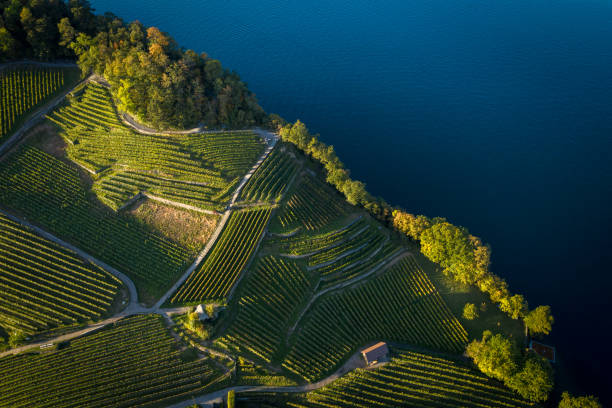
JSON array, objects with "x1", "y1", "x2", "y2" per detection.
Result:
[
  {"x1": 463, "y1": 303, "x2": 479, "y2": 320},
  {"x1": 507, "y1": 353, "x2": 553, "y2": 402},
  {"x1": 559, "y1": 392, "x2": 602, "y2": 408}
]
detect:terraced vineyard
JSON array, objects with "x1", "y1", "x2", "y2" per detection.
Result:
[
  {"x1": 318, "y1": 240, "x2": 404, "y2": 290},
  {"x1": 276, "y1": 176, "x2": 347, "y2": 231},
  {"x1": 307, "y1": 224, "x2": 383, "y2": 268},
  {"x1": 0, "y1": 213, "x2": 121, "y2": 335},
  {"x1": 45, "y1": 83, "x2": 267, "y2": 211},
  {"x1": 64, "y1": 128, "x2": 224, "y2": 183},
  {"x1": 47, "y1": 82, "x2": 126, "y2": 131},
  {"x1": 1, "y1": 65, "x2": 67, "y2": 140},
  {"x1": 240, "y1": 148, "x2": 299, "y2": 202},
  {"x1": 171, "y1": 207, "x2": 273, "y2": 303},
  {"x1": 281, "y1": 349, "x2": 532, "y2": 408},
  {"x1": 282, "y1": 256, "x2": 468, "y2": 381},
  {"x1": 216, "y1": 256, "x2": 313, "y2": 362},
  {"x1": 0, "y1": 146, "x2": 192, "y2": 302},
  {"x1": 0, "y1": 315, "x2": 222, "y2": 408},
  {"x1": 272, "y1": 217, "x2": 366, "y2": 256},
  {"x1": 93, "y1": 169, "x2": 224, "y2": 211},
  {"x1": 185, "y1": 131, "x2": 266, "y2": 178}
]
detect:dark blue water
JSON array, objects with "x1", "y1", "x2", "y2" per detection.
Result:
[{"x1": 93, "y1": 0, "x2": 612, "y2": 402}]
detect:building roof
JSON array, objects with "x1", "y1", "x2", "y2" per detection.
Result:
[
  {"x1": 195, "y1": 304, "x2": 205, "y2": 315},
  {"x1": 529, "y1": 340, "x2": 556, "y2": 362},
  {"x1": 361, "y1": 342, "x2": 389, "y2": 364}
]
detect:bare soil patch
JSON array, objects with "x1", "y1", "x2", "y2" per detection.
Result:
[
  {"x1": 31, "y1": 122, "x2": 67, "y2": 158},
  {"x1": 129, "y1": 199, "x2": 220, "y2": 252}
]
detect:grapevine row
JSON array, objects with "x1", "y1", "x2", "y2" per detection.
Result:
[
  {"x1": 1, "y1": 66, "x2": 65, "y2": 140},
  {"x1": 282, "y1": 256, "x2": 468, "y2": 381},
  {"x1": 216, "y1": 256, "x2": 312, "y2": 362},
  {"x1": 171, "y1": 207, "x2": 272, "y2": 303},
  {"x1": 0, "y1": 315, "x2": 222, "y2": 408}
]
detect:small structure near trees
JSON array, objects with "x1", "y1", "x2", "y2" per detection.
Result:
[
  {"x1": 195, "y1": 304, "x2": 211, "y2": 321},
  {"x1": 361, "y1": 342, "x2": 389, "y2": 366},
  {"x1": 529, "y1": 340, "x2": 556, "y2": 363}
]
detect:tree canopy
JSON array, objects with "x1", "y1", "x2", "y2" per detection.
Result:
[
  {"x1": 524, "y1": 305, "x2": 554, "y2": 336},
  {"x1": 559, "y1": 392, "x2": 602, "y2": 408},
  {"x1": 0, "y1": 0, "x2": 265, "y2": 129},
  {"x1": 507, "y1": 353, "x2": 554, "y2": 402},
  {"x1": 466, "y1": 330, "x2": 519, "y2": 382}
]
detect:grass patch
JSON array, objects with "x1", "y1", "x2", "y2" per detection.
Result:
[
  {"x1": 129, "y1": 199, "x2": 220, "y2": 253},
  {"x1": 411, "y1": 248, "x2": 525, "y2": 343}
]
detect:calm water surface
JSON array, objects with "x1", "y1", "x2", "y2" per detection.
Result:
[{"x1": 93, "y1": 0, "x2": 612, "y2": 401}]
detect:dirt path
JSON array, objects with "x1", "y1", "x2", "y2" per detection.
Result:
[
  {"x1": 0, "y1": 208, "x2": 142, "y2": 310},
  {"x1": 0, "y1": 60, "x2": 78, "y2": 72},
  {"x1": 142, "y1": 193, "x2": 221, "y2": 215},
  {"x1": 164, "y1": 348, "x2": 366, "y2": 408},
  {"x1": 152, "y1": 137, "x2": 277, "y2": 310},
  {"x1": 0, "y1": 314, "x2": 129, "y2": 358}
]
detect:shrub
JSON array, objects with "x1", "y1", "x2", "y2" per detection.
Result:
[{"x1": 463, "y1": 303, "x2": 479, "y2": 320}]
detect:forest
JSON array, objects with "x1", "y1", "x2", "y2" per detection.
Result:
[{"x1": 0, "y1": 0, "x2": 265, "y2": 129}]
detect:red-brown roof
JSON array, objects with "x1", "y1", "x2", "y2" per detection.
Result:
[
  {"x1": 361, "y1": 342, "x2": 389, "y2": 364},
  {"x1": 530, "y1": 340, "x2": 556, "y2": 362}
]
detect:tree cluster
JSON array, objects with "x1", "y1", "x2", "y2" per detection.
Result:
[
  {"x1": 1, "y1": 0, "x2": 266, "y2": 129},
  {"x1": 277, "y1": 120, "x2": 392, "y2": 221},
  {"x1": 559, "y1": 392, "x2": 602, "y2": 408},
  {"x1": 275, "y1": 121, "x2": 554, "y2": 336},
  {"x1": 467, "y1": 331, "x2": 554, "y2": 402},
  {"x1": 392, "y1": 208, "x2": 554, "y2": 335},
  {"x1": 0, "y1": 0, "x2": 100, "y2": 60}
]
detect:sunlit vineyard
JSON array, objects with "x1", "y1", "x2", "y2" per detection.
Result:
[
  {"x1": 281, "y1": 349, "x2": 533, "y2": 408},
  {"x1": 0, "y1": 315, "x2": 222, "y2": 408},
  {"x1": 93, "y1": 169, "x2": 224, "y2": 211},
  {"x1": 276, "y1": 176, "x2": 347, "y2": 231},
  {"x1": 216, "y1": 256, "x2": 312, "y2": 362},
  {"x1": 171, "y1": 207, "x2": 272, "y2": 303},
  {"x1": 318, "y1": 240, "x2": 404, "y2": 290},
  {"x1": 240, "y1": 148, "x2": 299, "y2": 202},
  {"x1": 1, "y1": 66, "x2": 66, "y2": 141},
  {"x1": 47, "y1": 82, "x2": 125, "y2": 131},
  {"x1": 272, "y1": 217, "x2": 366, "y2": 256},
  {"x1": 0, "y1": 146, "x2": 192, "y2": 302},
  {"x1": 307, "y1": 224, "x2": 383, "y2": 268},
  {"x1": 0, "y1": 213, "x2": 121, "y2": 335},
  {"x1": 282, "y1": 256, "x2": 468, "y2": 381},
  {"x1": 185, "y1": 131, "x2": 266, "y2": 178},
  {"x1": 46, "y1": 83, "x2": 264, "y2": 210}
]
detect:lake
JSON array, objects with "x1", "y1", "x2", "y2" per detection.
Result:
[{"x1": 92, "y1": 0, "x2": 612, "y2": 402}]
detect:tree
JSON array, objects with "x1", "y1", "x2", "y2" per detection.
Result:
[
  {"x1": 463, "y1": 302, "x2": 479, "y2": 320},
  {"x1": 507, "y1": 353, "x2": 553, "y2": 402},
  {"x1": 392, "y1": 210, "x2": 432, "y2": 241},
  {"x1": 227, "y1": 390, "x2": 235, "y2": 408},
  {"x1": 499, "y1": 294, "x2": 528, "y2": 320},
  {"x1": 420, "y1": 222, "x2": 483, "y2": 285},
  {"x1": 0, "y1": 27, "x2": 18, "y2": 60},
  {"x1": 466, "y1": 331, "x2": 518, "y2": 382},
  {"x1": 342, "y1": 179, "x2": 369, "y2": 206},
  {"x1": 205, "y1": 304, "x2": 215, "y2": 319},
  {"x1": 524, "y1": 305, "x2": 554, "y2": 336},
  {"x1": 58, "y1": 17, "x2": 76, "y2": 48},
  {"x1": 0, "y1": 336, "x2": 8, "y2": 352},
  {"x1": 559, "y1": 392, "x2": 602, "y2": 408},
  {"x1": 8, "y1": 330, "x2": 25, "y2": 348}
]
